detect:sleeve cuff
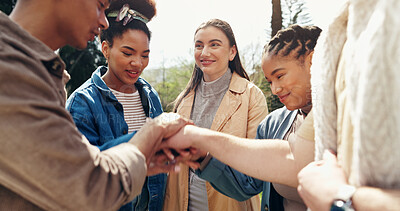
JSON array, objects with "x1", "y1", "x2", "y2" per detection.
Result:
[
  {"x1": 103, "y1": 143, "x2": 147, "y2": 202},
  {"x1": 199, "y1": 152, "x2": 212, "y2": 171}
]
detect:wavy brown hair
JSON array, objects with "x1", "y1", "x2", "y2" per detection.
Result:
[{"x1": 173, "y1": 19, "x2": 249, "y2": 112}]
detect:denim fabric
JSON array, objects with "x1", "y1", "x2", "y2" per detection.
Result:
[
  {"x1": 66, "y1": 66, "x2": 166, "y2": 211},
  {"x1": 197, "y1": 107, "x2": 298, "y2": 211}
]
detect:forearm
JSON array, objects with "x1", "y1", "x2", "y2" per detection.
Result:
[
  {"x1": 0, "y1": 123, "x2": 145, "y2": 210},
  {"x1": 197, "y1": 158, "x2": 264, "y2": 201},
  {"x1": 99, "y1": 132, "x2": 135, "y2": 151},
  {"x1": 189, "y1": 125, "x2": 300, "y2": 187},
  {"x1": 352, "y1": 187, "x2": 400, "y2": 210}
]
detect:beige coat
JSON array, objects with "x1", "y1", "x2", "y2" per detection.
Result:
[{"x1": 163, "y1": 72, "x2": 268, "y2": 211}]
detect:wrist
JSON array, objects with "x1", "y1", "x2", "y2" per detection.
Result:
[
  {"x1": 331, "y1": 184, "x2": 356, "y2": 211},
  {"x1": 199, "y1": 153, "x2": 212, "y2": 171},
  {"x1": 187, "y1": 125, "x2": 205, "y2": 148}
]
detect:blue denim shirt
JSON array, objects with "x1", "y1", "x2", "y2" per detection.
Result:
[
  {"x1": 66, "y1": 66, "x2": 166, "y2": 211},
  {"x1": 196, "y1": 107, "x2": 298, "y2": 211}
]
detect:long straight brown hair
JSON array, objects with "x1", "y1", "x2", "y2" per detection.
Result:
[{"x1": 173, "y1": 19, "x2": 249, "y2": 112}]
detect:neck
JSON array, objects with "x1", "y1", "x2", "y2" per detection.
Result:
[
  {"x1": 300, "y1": 103, "x2": 313, "y2": 115},
  {"x1": 203, "y1": 68, "x2": 229, "y2": 82},
  {"x1": 102, "y1": 71, "x2": 137, "y2": 94},
  {"x1": 10, "y1": 0, "x2": 64, "y2": 50}
]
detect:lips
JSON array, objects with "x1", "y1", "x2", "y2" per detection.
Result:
[
  {"x1": 201, "y1": 59, "x2": 214, "y2": 66},
  {"x1": 126, "y1": 70, "x2": 140, "y2": 79},
  {"x1": 89, "y1": 28, "x2": 100, "y2": 41},
  {"x1": 278, "y1": 93, "x2": 290, "y2": 103},
  {"x1": 89, "y1": 34, "x2": 96, "y2": 42}
]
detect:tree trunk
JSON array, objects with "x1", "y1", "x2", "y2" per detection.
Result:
[{"x1": 271, "y1": 0, "x2": 283, "y2": 37}]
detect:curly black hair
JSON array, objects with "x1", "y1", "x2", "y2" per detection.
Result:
[
  {"x1": 264, "y1": 25, "x2": 322, "y2": 59},
  {"x1": 100, "y1": 0, "x2": 156, "y2": 46}
]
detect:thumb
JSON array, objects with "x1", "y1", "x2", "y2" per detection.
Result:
[{"x1": 323, "y1": 149, "x2": 338, "y2": 164}]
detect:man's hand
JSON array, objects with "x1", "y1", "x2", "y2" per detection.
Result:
[
  {"x1": 297, "y1": 150, "x2": 348, "y2": 211},
  {"x1": 128, "y1": 113, "x2": 192, "y2": 170},
  {"x1": 146, "y1": 151, "x2": 181, "y2": 176}
]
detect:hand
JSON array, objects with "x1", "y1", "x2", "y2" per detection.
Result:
[
  {"x1": 297, "y1": 150, "x2": 348, "y2": 211},
  {"x1": 146, "y1": 151, "x2": 180, "y2": 176},
  {"x1": 129, "y1": 113, "x2": 192, "y2": 164},
  {"x1": 160, "y1": 125, "x2": 200, "y2": 151},
  {"x1": 159, "y1": 125, "x2": 208, "y2": 169},
  {"x1": 183, "y1": 148, "x2": 207, "y2": 169},
  {"x1": 154, "y1": 147, "x2": 202, "y2": 170}
]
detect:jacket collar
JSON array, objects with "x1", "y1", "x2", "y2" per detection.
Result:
[
  {"x1": 228, "y1": 72, "x2": 248, "y2": 94},
  {"x1": 91, "y1": 66, "x2": 150, "y2": 101},
  {"x1": 178, "y1": 72, "x2": 248, "y2": 131}
]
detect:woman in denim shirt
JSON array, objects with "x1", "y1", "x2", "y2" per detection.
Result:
[{"x1": 66, "y1": 1, "x2": 165, "y2": 210}]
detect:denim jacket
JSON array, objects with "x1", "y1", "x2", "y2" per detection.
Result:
[
  {"x1": 196, "y1": 107, "x2": 298, "y2": 211},
  {"x1": 66, "y1": 66, "x2": 166, "y2": 211}
]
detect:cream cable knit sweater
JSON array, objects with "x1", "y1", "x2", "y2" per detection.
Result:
[{"x1": 312, "y1": 0, "x2": 400, "y2": 188}]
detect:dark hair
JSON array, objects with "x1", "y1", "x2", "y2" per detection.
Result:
[
  {"x1": 100, "y1": 0, "x2": 156, "y2": 46},
  {"x1": 173, "y1": 19, "x2": 249, "y2": 112},
  {"x1": 264, "y1": 24, "x2": 322, "y2": 59}
]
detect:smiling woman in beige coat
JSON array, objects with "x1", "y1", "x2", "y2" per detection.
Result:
[{"x1": 162, "y1": 19, "x2": 268, "y2": 211}]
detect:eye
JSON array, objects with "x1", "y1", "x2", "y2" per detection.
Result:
[
  {"x1": 211, "y1": 42, "x2": 220, "y2": 47},
  {"x1": 122, "y1": 52, "x2": 132, "y2": 56},
  {"x1": 98, "y1": 0, "x2": 105, "y2": 9},
  {"x1": 142, "y1": 55, "x2": 149, "y2": 59},
  {"x1": 277, "y1": 74, "x2": 284, "y2": 79},
  {"x1": 195, "y1": 44, "x2": 203, "y2": 49}
]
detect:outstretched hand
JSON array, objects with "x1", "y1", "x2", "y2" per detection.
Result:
[
  {"x1": 158, "y1": 125, "x2": 207, "y2": 170},
  {"x1": 159, "y1": 124, "x2": 199, "y2": 150},
  {"x1": 146, "y1": 151, "x2": 181, "y2": 176},
  {"x1": 128, "y1": 113, "x2": 193, "y2": 174},
  {"x1": 297, "y1": 150, "x2": 348, "y2": 211}
]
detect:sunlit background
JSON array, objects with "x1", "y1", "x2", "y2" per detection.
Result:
[
  {"x1": 0, "y1": 0, "x2": 345, "y2": 112},
  {"x1": 146, "y1": 0, "x2": 343, "y2": 69}
]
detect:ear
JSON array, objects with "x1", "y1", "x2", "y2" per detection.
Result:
[
  {"x1": 229, "y1": 45, "x2": 237, "y2": 61},
  {"x1": 306, "y1": 51, "x2": 314, "y2": 66},
  {"x1": 101, "y1": 41, "x2": 110, "y2": 60}
]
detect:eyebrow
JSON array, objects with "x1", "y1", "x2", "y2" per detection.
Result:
[
  {"x1": 209, "y1": 39, "x2": 222, "y2": 43},
  {"x1": 265, "y1": 68, "x2": 285, "y2": 80},
  {"x1": 195, "y1": 39, "x2": 223, "y2": 44},
  {"x1": 271, "y1": 68, "x2": 284, "y2": 76},
  {"x1": 122, "y1": 46, "x2": 150, "y2": 53}
]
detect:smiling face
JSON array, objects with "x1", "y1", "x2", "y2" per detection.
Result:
[
  {"x1": 194, "y1": 26, "x2": 237, "y2": 82},
  {"x1": 262, "y1": 53, "x2": 312, "y2": 110},
  {"x1": 101, "y1": 29, "x2": 150, "y2": 93}
]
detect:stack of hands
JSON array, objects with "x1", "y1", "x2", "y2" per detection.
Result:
[{"x1": 129, "y1": 112, "x2": 205, "y2": 176}]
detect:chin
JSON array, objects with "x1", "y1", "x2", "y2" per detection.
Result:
[
  {"x1": 77, "y1": 42, "x2": 89, "y2": 50},
  {"x1": 286, "y1": 106, "x2": 297, "y2": 111},
  {"x1": 70, "y1": 40, "x2": 89, "y2": 50},
  {"x1": 285, "y1": 103, "x2": 300, "y2": 111}
]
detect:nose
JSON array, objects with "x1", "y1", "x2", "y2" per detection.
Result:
[
  {"x1": 271, "y1": 82, "x2": 283, "y2": 95},
  {"x1": 99, "y1": 11, "x2": 109, "y2": 30},
  {"x1": 130, "y1": 56, "x2": 142, "y2": 68},
  {"x1": 201, "y1": 46, "x2": 211, "y2": 57}
]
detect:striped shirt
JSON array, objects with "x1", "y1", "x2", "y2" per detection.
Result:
[{"x1": 109, "y1": 88, "x2": 147, "y2": 133}]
